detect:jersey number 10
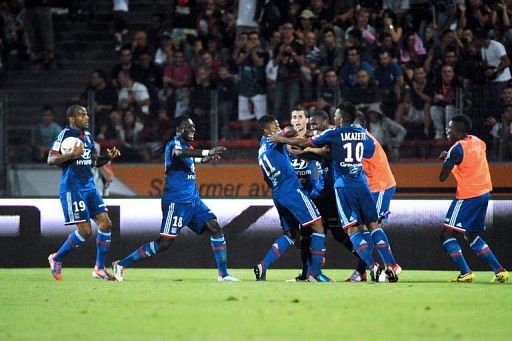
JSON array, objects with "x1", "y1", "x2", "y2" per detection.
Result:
[{"x1": 342, "y1": 142, "x2": 363, "y2": 162}]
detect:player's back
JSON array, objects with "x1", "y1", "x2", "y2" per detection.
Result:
[
  {"x1": 163, "y1": 136, "x2": 199, "y2": 202},
  {"x1": 363, "y1": 132, "x2": 396, "y2": 192},
  {"x1": 311, "y1": 125, "x2": 375, "y2": 188},
  {"x1": 51, "y1": 126, "x2": 96, "y2": 194},
  {"x1": 259, "y1": 136, "x2": 302, "y2": 197},
  {"x1": 451, "y1": 135, "x2": 492, "y2": 199}
]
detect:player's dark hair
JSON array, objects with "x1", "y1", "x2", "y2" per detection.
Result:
[
  {"x1": 451, "y1": 114, "x2": 472, "y2": 134},
  {"x1": 290, "y1": 105, "x2": 308, "y2": 118},
  {"x1": 311, "y1": 109, "x2": 329, "y2": 123},
  {"x1": 257, "y1": 115, "x2": 277, "y2": 135},
  {"x1": 175, "y1": 115, "x2": 191, "y2": 130},
  {"x1": 337, "y1": 102, "x2": 357, "y2": 124},
  {"x1": 354, "y1": 111, "x2": 367, "y2": 128},
  {"x1": 66, "y1": 105, "x2": 84, "y2": 119}
]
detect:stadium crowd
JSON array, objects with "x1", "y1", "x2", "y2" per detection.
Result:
[{"x1": 9, "y1": 0, "x2": 512, "y2": 162}]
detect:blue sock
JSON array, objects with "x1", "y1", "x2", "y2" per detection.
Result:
[
  {"x1": 362, "y1": 231, "x2": 374, "y2": 254},
  {"x1": 261, "y1": 235, "x2": 294, "y2": 270},
  {"x1": 309, "y1": 233, "x2": 326, "y2": 277},
  {"x1": 95, "y1": 230, "x2": 111, "y2": 270},
  {"x1": 371, "y1": 228, "x2": 396, "y2": 266},
  {"x1": 350, "y1": 232, "x2": 376, "y2": 268},
  {"x1": 210, "y1": 234, "x2": 228, "y2": 277},
  {"x1": 54, "y1": 231, "x2": 86, "y2": 262},
  {"x1": 469, "y1": 236, "x2": 504, "y2": 273},
  {"x1": 443, "y1": 238, "x2": 471, "y2": 274},
  {"x1": 119, "y1": 240, "x2": 159, "y2": 267}
]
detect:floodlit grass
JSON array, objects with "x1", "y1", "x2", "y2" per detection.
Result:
[{"x1": 0, "y1": 268, "x2": 510, "y2": 340}]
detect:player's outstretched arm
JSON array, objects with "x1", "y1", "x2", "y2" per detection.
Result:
[
  {"x1": 268, "y1": 133, "x2": 309, "y2": 147},
  {"x1": 47, "y1": 143, "x2": 84, "y2": 165},
  {"x1": 174, "y1": 146, "x2": 227, "y2": 158}
]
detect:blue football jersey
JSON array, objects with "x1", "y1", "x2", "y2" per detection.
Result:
[
  {"x1": 50, "y1": 126, "x2": 97, "y2": 194},
  {"x1": 288, "y1": 151, "x2": 318, "y2": 195},
  {"x1": 258, "y1": 136, "x2": 302, "y2": 197},
  {"x1": 311, "y1": 125, "x2": 375, "y2": 187},
  {"x1": 163, "y1": 136, "x2": 199, "y2": 203}
]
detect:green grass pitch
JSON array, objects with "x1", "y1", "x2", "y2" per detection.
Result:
[{"x1": 0, "y1": 268, "x2": 510, "y2": 340}]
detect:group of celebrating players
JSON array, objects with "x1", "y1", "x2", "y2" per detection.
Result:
[{"x1": 46, "y1": 104, "x2": 508, "y2": 284}]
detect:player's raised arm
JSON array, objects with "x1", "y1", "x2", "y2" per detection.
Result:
[{"x1": 174, "y1": 145, "x2": 227, "y2": 159}]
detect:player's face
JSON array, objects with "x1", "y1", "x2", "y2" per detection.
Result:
[
  {"x1": 309, "y1": 116, "x2": 328, "y2": 135},
  {"x1": 290, "y1": 110, "x2": 308, "y2": 135},
  {"x1": 265, "y1": 120, "x2": 281, "y2": 136},
  {"x1": 71, "y1": 107, "x2": 89, "y2": 129},
  {"x1": 446, "y1": 120, "x2": 459, "y2": 142},
  {"x1": 179, "y1": 119, "x2": 196, "y2": 142}
]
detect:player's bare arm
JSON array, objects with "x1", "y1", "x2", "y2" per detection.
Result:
[
  {"x1": 47, "y1": 143, "x2": 84, "y2": 165},
  {"x1": 268, "y1": 133, "x2": 309, "y2": 147},
  {"x1": 174, "y1": 145, "x2": 227, "y2": 159}
]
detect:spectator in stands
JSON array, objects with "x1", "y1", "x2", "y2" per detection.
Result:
[
  {"x1": 318, "y1": 28, "x2": 344, "y2": 76},
  {"x1": 490, "y1": 105, "x2": 512, "y2": 161},
  {"x1": 171, "y1": 0, "x2": 198, "y2": 29},
  {"x1": 195, "y1": 49, "x2": 220, "y2": 81},
  {"x1": 343, "y1": 69, "x2": 380, "y2": 111},
  {"x1": 430, "y1": 65, "x2": 459, "y2": 139},
  {"x1": 466, "y1": 0, "x2": 493, "y2": 31},
  {"x1": 307, "y1": 0, "x2": 332, "y2": 23},
  {"x1": 478, "y1": 28, "x2": 511, "y2": 92},
  {"x1": 0, "y1": 0, "x2": 30, "y2": 71},
  {"x1": 196, "y1": 0, "x2": 222, "y2": 40},
  {"x1": 374, "y1": 50, "x2": 404, "y2": 116},
  {"x1": 117, "y1": 70, "x2": 151, "y2": 118},
  {"x1": 80, "y1": 69, "x2": 118, "y2": 127},
  {"x1": 25, "y1": 0, "x2": 55, "y2": 69},
  {"x1": 301, "y1": 31, "x2": 321, "y2": 101},
  {"x1": 145, "y1": 13, "x2": 165, "y2": 51},
  {"x1": 112, "y1": 0, "x2": 129, "y2": 51},
  {"x1": 111, "y1": 45, "x2": 142, "y2": 90},
  {"x1": 339, "y1": 46, "x2": 374, "y2": 88},
  {"x1": 381, "y1": 9, "x2": 403, "y2": 43},
  {"x1": 174, "y1": 86, "x2": 190, "y2": 119},
  {"x1": 400, "y1": 32, "x2": 427, "y2": 80},
  {"x1": 345, "y1": 8, "x2": 376, "y2": 44},
  {"x1": 317, "y1": 69, "x2": 343, "y2": 115},
  {"x1": 367, "y1": 107, "x2": 407, "y2": 162},
  {"x1": 116, "y1": 110, "x2": 144, "y2": 162},
  {"x1": 162, "y1": 49, "x2": 192, "y2": 116},
  {"x1": 216, "y1": 64, "x2": 236, "y2": 139},
  {"x1": 345, "y1": 28, "x2": 372, "y2": 62},
  {"x1": 396, "y1": 65, "x2": 431, "y2": 139},
  {"x1": 273, "y1": 21, "x2": 304, "y2": 120},
  {"x1": 296, "y1": 9, "x2": 317, "y2": 43},
  {"x1": 137, "y1": 50, "x2": 163, "y2": 114},
  {"x1": 190, "y1": 65, "x2": 213, "y2": 140},
  {"x1": 31, "y1": 105, "x2": 62, "y2": 162},
  {"x1": 236, "y1": 30, "x2": 268, "y2": 138},
  {"x1": 154, "y1": 31, "x2": 173, "y2": 66},
  {"x1": 375, "y1": 32, "x2": 401, "y2": 63},
  {"x1": 424, "y1": 29, "x2": 462, "y2": 75},
  {"x1": 131, "y1": 30, "x2": 151, "y2": 64}
]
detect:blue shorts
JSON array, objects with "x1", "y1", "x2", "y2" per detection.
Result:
[
  {"x1": 335, "y1": 184, "x2": 378, "y2": 229},
  {"x1": 372, "y1": 186, "x2": 396, "y2": 223},
  {"x1": 444, "y1": 192, "x2": 490, "y2": 233},
  {"x1": 160, "y1": 196, "x2": 216, "y2": 238},
  {"x1": 274, "y1": 188, "x2": 321, "y2": 232},
  {"x1": 60, "y1": 189, "x2": 106, "y2": 225}
]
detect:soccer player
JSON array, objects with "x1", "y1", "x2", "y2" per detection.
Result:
[
  {"x1": 47, "y1": 105, "x2": 121, "y2": 280},
  {"x1": 290, "y1": 109, "x2": 369, "y2": 282},
  {"x1": 254, "y1": 115, "x2": 331, "y2": 282},
  {"x1": 270, "y1": 105, "x2": 399, "y2": 282},
  {"x1": 439, "y1": 114, "x2": 509, "y2": 283},
  {"x1": 111, "y1": 116, "x2": 239, "y2": 282}
]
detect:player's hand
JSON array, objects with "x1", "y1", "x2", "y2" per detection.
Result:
[
  {"x1": 439, "y1": 151, "x2": 448, "y2": 160},
  {"x1": 70, "y1": 143, "x2": 84, "y2": 158},
  {"x1": 208, "y1": 146, "x2": 227, "y2": 157},
  {"x1": 282, "y1": 126, "x2": 297, "y2": 138},
  {"x1": 107, "y1": 146, "x2": 121, "y2": 159}
]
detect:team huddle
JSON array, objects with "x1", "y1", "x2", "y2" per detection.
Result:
[{"x1": 47, "y1": 104, "x2": 509, "y2": 284}]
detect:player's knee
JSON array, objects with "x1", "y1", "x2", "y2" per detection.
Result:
[
  {"x1": 205, "y1": 220, "x2": 222, "y2": 235},
  {"x1": 464, "y1": 232, "x2": 478, "y2": 244},
  {"x1": 441, "y1": 227, "x2": 456, "y2": 241},
  {"x1": 157, "y1": 237, "x2": 173, "y2": 251},
  {"x1": 77, "y1": 224, "x2": 92, "y2": 239},
  {"x1": 99, "y1": 219, "x2": 112, "y2": 232}
]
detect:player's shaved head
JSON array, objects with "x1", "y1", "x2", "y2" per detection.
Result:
[
  {"x1": 335, "y1": 102, "x2": 356, "y2": 125},
  {"x1": 451, "y1": 114, "x2": 471, "y2": 134},
  {"x1": 66, "y1": 105, "x2": 86, "y2": 119}
]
